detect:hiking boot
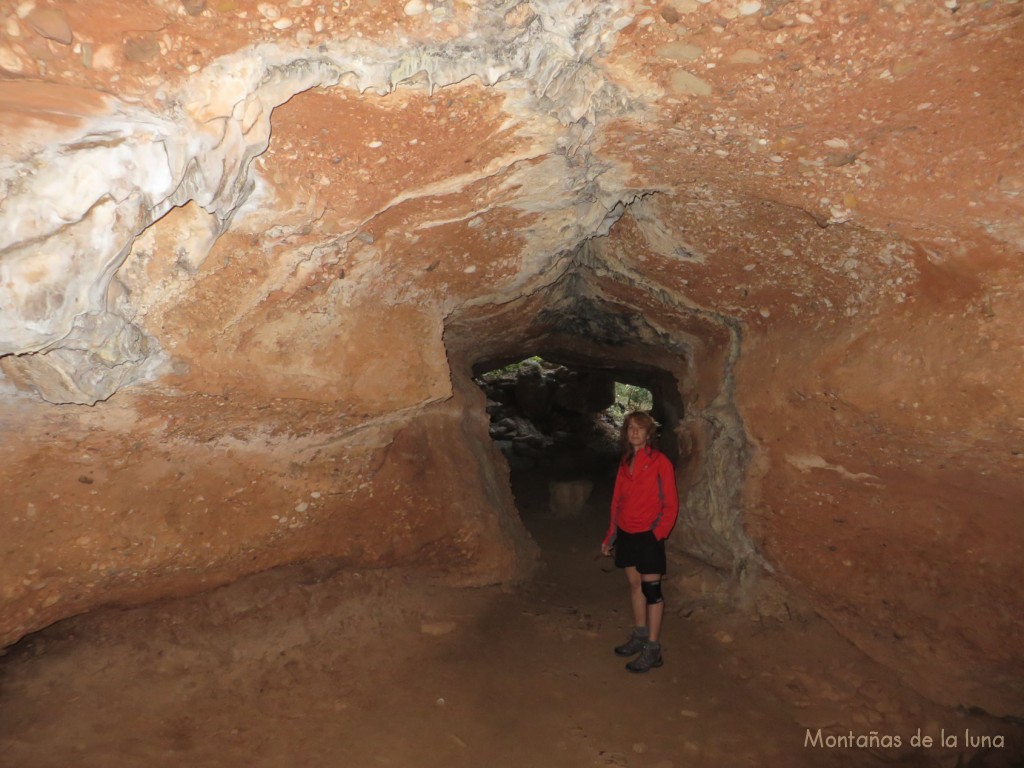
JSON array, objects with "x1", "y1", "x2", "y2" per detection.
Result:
[
  {"x1": 625, "y1": 641, "x2": 663, "y2": 673},
  {"x1": 613, "y1": 628, "x2": 648, "y2": 657}
]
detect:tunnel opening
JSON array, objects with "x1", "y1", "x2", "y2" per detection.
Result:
[
  {"x1": 470, "y1": 349, "x2": 686, "y2": 575},
  {"x1": 608, "y1": 381, "x2": 654, "y2": 427},
  {"x1": 472, "y1": 354, "x2": 671, "y2": 474},
  {"x1": 443, "y1": 246, "x2": 753, "y2": 577},
  {"x1": 477, "y1": 357, "x2": 612, "y2": 466}
]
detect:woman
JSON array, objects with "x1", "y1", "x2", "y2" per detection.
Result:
[{"x1": 600, "y1": 411, "x2": 678, "y2": 673}]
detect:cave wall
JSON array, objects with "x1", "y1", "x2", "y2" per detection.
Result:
[
  {"x1": 0, "y1": 385, "x2": 535, "y2": 647},
  {"x1": 597, "y1": 192, "x2": 1024, "y2": 717},
  {"x1": 737, "y1": 269, "x2": 1024, "y2": 716},
  {"x1": 1, "y1": 0, "x2": 1023, "y2": 718}
]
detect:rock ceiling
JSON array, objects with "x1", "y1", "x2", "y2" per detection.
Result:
[{"x1": 1, "y1": 0, "x2": 1022, "y2": 718}]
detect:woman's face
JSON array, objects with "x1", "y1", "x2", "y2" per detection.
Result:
[{"x1": 626, "y1": 420, "x2": 649, "y2": 449}]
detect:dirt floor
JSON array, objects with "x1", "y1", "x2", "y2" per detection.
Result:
[{"x1": 1, "y1": 454, "x2": 1022, "y2": 768}]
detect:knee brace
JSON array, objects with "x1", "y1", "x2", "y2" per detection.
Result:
[{"x1": 641, "y1": 579, "x2": 663, "y2": 605}]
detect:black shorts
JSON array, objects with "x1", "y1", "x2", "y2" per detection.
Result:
[{"x1": 613, "y1": 528, "x2": 666, "y2": 575}]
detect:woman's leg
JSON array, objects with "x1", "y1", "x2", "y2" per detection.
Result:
[
  {"x1": 625, "y1": 572, "x2": 666, "y2": 672},
  {"x1": 625, "y1": 566, "x2": 646, "y2": 629},
  {"x1": 641, "y1": 573, "x2": 664, "y2": 642}
]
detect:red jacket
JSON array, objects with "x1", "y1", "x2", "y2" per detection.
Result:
[{"x1": 604, "y1": 446, "x2": 678, "y2": 547}]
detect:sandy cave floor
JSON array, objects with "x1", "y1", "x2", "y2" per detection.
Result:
[{"x1": 1, "y1": 459, "x2": 1022, "y2": 768}]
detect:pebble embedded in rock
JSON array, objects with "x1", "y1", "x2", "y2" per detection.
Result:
[
  {"x1": 504, "y1": 4, "x2": 535, "y2": 26},
  {"x1": 892, "y1": 60, "x2": 915, "y2": 77},
  {"x1": 91, "y1": 44, "x2": 117, "y2": 70},
  {"x1": 670, "y1": 69, "x2": 712, "y2": 96},
  {"x1": 726, "y1": 48, "x2": 763, "y2": 64},
  {"x1": 26, "y1": 7, "x2": 72, "y2": 45},
  {"x1": 0, "y1": 45, "x2": 24, "y2": 73},
  {"x1": 823, "y1": 152, "x2": 858, "y2": 167},
  {"x1": 657, "y1": 41, "x2": 703, "y2": 61},
  {"x1": 404, "y1": 0, "x2": 426, "y2": 16},
  {"x1": 258, "y1": 2, "x2": 281, "y2": 20},
  {"x1": 124, "y1": 36, "x2": 161, "y2": 63},
  {"x1": 181, "y1": 0, "x2": 206, "y2": 16},
  {"x1": 998, "y1": 174, "x2": 1024, "y2": 198}
]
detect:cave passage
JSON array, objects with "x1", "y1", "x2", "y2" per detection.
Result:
[{"x1": 473, "y1": 353, "x2": 683, "y2": 564}]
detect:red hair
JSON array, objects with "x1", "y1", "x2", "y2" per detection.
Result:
[{"x1": 619, "y1": 411, "x2": 657, "y2": 458}]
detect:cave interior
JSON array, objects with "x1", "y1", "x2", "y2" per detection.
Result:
[{"x1": 1, "y1": 0, "x2": 1024, "y2": 764}]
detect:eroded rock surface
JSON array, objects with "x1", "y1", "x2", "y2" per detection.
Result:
[{"x1": 1, "y1": 0, "x2": 1022, "y2": 719}]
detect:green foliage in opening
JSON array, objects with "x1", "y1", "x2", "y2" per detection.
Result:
[
  {"x1": 609, "y1": 382, "x2": 653, "y2": 426},
  {"x1": 482, "y1": 356, "x2": 545, "y2": 378},
  {"x1": 615, "y1": 382, "x2": 653, "y2": 412}
]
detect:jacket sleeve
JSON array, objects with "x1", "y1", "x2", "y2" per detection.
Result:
[{"x1": 652, "y1": 455, "x2": 678, "y2": 541}]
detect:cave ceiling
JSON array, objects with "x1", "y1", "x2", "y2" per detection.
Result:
[{"x1": 2, "y1": 0, "x2": 1020, "y2": 404}]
